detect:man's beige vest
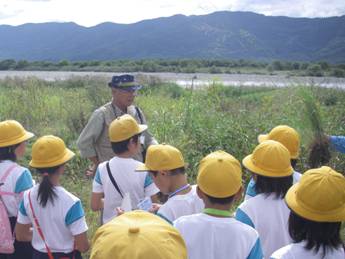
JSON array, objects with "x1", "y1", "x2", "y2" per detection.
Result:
[{"x1": 95, "y1": 102, "x2": 145, "y2": 162}]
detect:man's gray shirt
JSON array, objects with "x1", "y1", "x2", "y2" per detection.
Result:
[{"x1": 77, "y1": 102, "x2": 157, "y2": 162}]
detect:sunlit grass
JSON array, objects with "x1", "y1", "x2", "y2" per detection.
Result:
[{"x1": 1, "y1": 77, "x2": 345, "y2": 258}]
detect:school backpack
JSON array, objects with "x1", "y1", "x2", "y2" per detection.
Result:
[{"x1": 0, "y1": 164, "x2": 17, "y2": 254}]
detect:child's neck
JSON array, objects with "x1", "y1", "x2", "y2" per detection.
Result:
[
  {"x1": 116, "y1": 151, "x2": 134, "y2": 159},
  {"x1": 169, "y1": 175, "x2": 191, "y2": 196}
]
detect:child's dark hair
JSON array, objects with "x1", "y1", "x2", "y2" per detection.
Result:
[
  {"x1": 111, "y1": 134, "x2": 140, "y2": 154},
  {"x1": 205, "y1": 193, "x2": 235, "y2": 205},
  {"x1": 254, "y1": 173, "x2": 293, "y2": 199},
  {"x1": 169, "y1": 167, "x2": 185, "y2": 176},
  {"x1": 36, "y1": 166, "x2": 60, "y2": 207},
  {"x1": 290, "y1": 159, "x2": 298, "y2": 169},
  {"x1": 289, "y1": 211, "x2": 343, "y2": 256},
  {"x1": 0, "y1": 144, "x2": 20, "y2": 162}
]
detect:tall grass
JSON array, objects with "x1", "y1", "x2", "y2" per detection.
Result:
[{"x1": 1, "y1": 77, "x2": 345, "y2": 257}]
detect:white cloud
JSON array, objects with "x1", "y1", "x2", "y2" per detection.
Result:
[
  {"x1": 229, "y1": 0, "x2": 345, "y2": 18},
  {"x1": 0, "y1": 0, "x2": 344, "y2": 27}
]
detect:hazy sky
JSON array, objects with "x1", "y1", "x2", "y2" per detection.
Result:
[{"x1": 1, "y1": 0, "x2": 345, "y2": 27}]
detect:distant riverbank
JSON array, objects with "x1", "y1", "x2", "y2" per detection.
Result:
[{"x1": 1, "y1": 71, "x2": 345, "y2": 88}]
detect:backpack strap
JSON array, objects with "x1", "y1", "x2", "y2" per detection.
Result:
[
  {"x1": 0, "y1": 164, "x2": 17, "y2": 196},
  {"x1": 28, "y1": 190, "x2": 54, "y2": 259},
  {"x1": 106, "y1": 162, "x2": 123, "y2": 198}
]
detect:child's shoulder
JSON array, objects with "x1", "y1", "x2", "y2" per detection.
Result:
[
  {"x1": 174, "y1": 213, "x2": 203, "y2": 226},
  {"x1": 108, "y1": 156, "x2": 142, "y2": 168},
  {"x1": 0, "y1": 160, "x2": 30, "y2": 175},
  {"x1": 55, "y1": 186, "x2": 81, "y2": 204},
  {"x1": 238, "y1": 192, "x2": 266, "y2": 209}
]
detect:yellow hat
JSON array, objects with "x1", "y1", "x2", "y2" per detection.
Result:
[
  {"x1": 109, "y1": 114, "x2": 147, "y2": 142},
  {"x1": 30, "y1": 135, "x2": 75, "y2": 168},
  {"x1": 258, "y1": 125, "x2": 300, "y2": 159},
  {"x1": 286, "y1": 166, "x2": 345, "y2": 222},
  {"x1": 0, "y1": 120, "x2": 34, "y2": 147},
  {"x1": 136, "y1": 144, "x2": 185, "y2": 171},
  {"x1": 243, "y1": 140, "x2": 293, "y2": 177},
  {"x1": 90, "y1": 210, "x2": 187, "y2": 259},
  {"x1": 197, "y1": 151, "x2": 242, "y2": 198}
]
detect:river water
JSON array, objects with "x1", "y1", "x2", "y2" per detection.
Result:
[{"x1": 0, "y1": 71, "x2": 345, "y2": 89}]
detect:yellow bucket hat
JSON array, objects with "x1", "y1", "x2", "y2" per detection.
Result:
[
  {"x1": 258, "y1": 125, "x2": 300, "y2": 159},
  {"x1": 109, "y1": 114, "x2": 147, "y2": 142},
  {"x1": 30, "y1": 135, "x2": 75, "y2": 168},
  {"x1": 243, "y1": 140, "x2": 293, "y2": 177},
  {"x1": 136, "y1": 144, "x2": 185, "y2": 171},
  {"x1": 90, "y1": 210, "x2": 187, "y2": 259},
  {"x1": 286, "y1": 166, "x2": 345, "y2": 222},
  {"x1": 0, "y1": 120, "x2": 34, "y2": 147},
  {"x1": 197, "y1": 150, "x2": 242, "y2": 198}
]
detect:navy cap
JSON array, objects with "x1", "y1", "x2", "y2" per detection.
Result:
[{"x1": 108, "y1": 74, "x2": 142, "y2": 91}]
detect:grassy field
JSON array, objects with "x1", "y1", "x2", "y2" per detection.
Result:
[{"x1": 0, "y1": 76, "x2": 344, "y2": 257}]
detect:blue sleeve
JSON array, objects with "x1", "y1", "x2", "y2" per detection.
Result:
[
  {"x1": 144, "y1": 173, "x2": 153, "y2": 188},
  {"x1": 65, "y1": 201, "x2": 85, "y2": 226},
  {"x1": 329, "y1": 136, "x2": 345, "y2": 154},
  {"x1": 246, "y1": 178, "x2": 257, "y2": 198},
  {"x1": 235, "y1": 208, "x2": 255, "y2": 228},
  {"x1": 94, "y1": 168, "x2": 102, "y2": 185},
  {"x1": 247, "y1": 238, "x2": 264, "y2": 259},
  {"x1": 19, "y1": 200, "x2": 27, "y2": 216},
  {"x1": 15, "y1": 169, "x2": 33, "y2": 193}
]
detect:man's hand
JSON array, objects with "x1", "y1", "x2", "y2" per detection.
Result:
[
  {"x1": 116, "y1": 207, "x2": 125, "y2": 216},
  {"x1": 86, "y1": 156, "x2": 99, "y2": 178},
  {"x1": 149, "y1": 203, "x2": 162, "y2": 213},
  {"x1": 85, "y1": 163, "x2": 98, "y2": 178}
]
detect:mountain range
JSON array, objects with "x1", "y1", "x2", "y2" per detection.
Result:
[{"x1": 0, "y1": 11, "x2": 344, "y2": 62}]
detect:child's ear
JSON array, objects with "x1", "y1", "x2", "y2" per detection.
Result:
[
  {"x1": 234, "y1": 186, "x2": 244, "y2": 202},
  {"x1": 128, "y1": 137, "x2": 139, "y2": 149},
  {"x1": 196, "y1": 186, "x2": 204, "y2": 199}
]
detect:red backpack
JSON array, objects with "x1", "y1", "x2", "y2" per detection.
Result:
[{"x1": 0, "y1": 164, "x2": 17, "y2": 254}]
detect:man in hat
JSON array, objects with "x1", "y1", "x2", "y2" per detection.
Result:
[{"x1": 77, "y1": 74, "x2": 157, "y2": 176}]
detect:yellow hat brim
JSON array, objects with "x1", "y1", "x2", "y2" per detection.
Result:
[
  {"x1": 285, "y1": 183, "x2": 345, "y2": 222},
  {"x1": 242, "y1": 154, "x2": 293, "y2": 177},
  {"x1": 258, "y1": 134, "x2": 299, "y2": 159},
  {"x1": 257, "y1": 134, "x2": 268, "y2": 143},
  {"x1": 138, "y1": 124, "x2": 148, "y2": 134},
  {"x1": 0, "y1": 131, "x2": 34, "y2": 148},
  {"x1": 30, "y1": 148, "x2": 75, "y2": 168},
  {"x1": 136, "y1": 164, "x2": 150, "y2": 172}
]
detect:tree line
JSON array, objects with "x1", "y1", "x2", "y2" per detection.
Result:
[{"x1": 0, "y1": 59, "x2": 344, "y2": 77}]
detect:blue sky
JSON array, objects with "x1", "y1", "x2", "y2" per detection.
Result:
[{"x1": 1, "y1": 0, "x2": 345, "y2": 27}]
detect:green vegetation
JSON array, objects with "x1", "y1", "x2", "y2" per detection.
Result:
[
  {"x1": 0, "y1": 76, "x2": 345, "y2": 257},
  {"x1": 1, "y1": 59, "x2": 345, "y2": 78}
]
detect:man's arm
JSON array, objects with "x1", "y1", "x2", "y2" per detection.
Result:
[{"x1": 77, "y1": 109, "x2": 104, "y2": 175}]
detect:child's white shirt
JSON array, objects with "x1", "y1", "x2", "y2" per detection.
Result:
[
  {"x1": 236, "y1": 193, "x2": 291, "y2": 259},
  {"x1": 157, "y1": 185, "x2": 204, "y2": 223},
  {"x1": 0, "y1": 160, "x2": 33, "y2": 217},
  {"x1": 270, "y1": 242, "x2": 345, "y2": 259},
  {"x1": 17, "y1": 185, "x2": 88, "y2": 253},
  {"x1": 92, "y1": 156, "x2": 159, "y2": 224},
  {"x1": 174, "y1": 213, "x2": 263, "y2": 259}
]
